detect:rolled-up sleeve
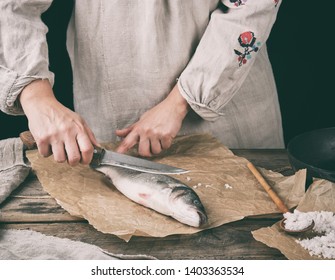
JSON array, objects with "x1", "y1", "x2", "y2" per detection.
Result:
[
  {"x1": 0, "y1": 0, "x2": 54, "y2": 115},
  {"x1": 178, "y1": 0, "x2": 282, "y2": 121}
]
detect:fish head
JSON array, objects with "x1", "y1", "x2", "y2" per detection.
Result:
[{"x1": 169, "y1": 185, "x2": 208, "y2": 227}]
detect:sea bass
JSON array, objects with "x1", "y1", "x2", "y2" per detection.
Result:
[{"x1": 95, "y1": 166, "x2": 208, "y2": 227}]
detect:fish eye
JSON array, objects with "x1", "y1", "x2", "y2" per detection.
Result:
[{"x1": 193, "y1": 199, "x2": 200, "y2": 205}]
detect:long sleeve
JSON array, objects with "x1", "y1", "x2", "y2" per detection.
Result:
[
  {"x1": 178, "y1": 0, "x2": 282, "y2": 121},
  {"x1": 0, "y1": 0, "x2": 54, "y2": 115}
]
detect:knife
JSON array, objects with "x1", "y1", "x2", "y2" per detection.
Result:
[{"x1": 19, "y1": 131, "x2": 188, "y2": 175}]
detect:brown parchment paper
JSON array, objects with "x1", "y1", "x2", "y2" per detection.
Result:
[
  {"x1": 26, "y1": 134, "x2": 306, "y2": 241},
  {"x1": 252, "y1": 179, "x2": 335, "y2": 260}
]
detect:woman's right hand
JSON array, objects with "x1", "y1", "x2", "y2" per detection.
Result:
[{"x1": 19, "y1": 79, "x2": 98, "y2": 166}]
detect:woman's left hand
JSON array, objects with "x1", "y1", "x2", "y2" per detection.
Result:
[{"x1": 115, "y1": 85, "x2": 189, "y2": 157}]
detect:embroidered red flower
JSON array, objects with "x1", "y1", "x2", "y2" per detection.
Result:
[
  {"x1": 238, "y1": 31, "x2": 256, "y2": 48},
  {"x1": 234, "y1": 31, "x2": 261, "y2": 67}
]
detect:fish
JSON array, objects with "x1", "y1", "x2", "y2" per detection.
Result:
[{"x1": 95, "y1": 165, "x2": 208, "y2": 227}]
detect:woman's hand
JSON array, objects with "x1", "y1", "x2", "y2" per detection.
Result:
[
  {"x1": 20, "y1": 79, "x2": 98, "y2": 165},
  {"x1": 116, "y1": 85, "x2": 189, "y2": 157}
]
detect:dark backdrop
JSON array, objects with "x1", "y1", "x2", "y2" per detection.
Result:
[{"x1": 1, "y1": 1, "x2": 333, "y2": 146}]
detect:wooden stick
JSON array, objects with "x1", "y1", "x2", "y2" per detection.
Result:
[{"x1": 247, "y1": 162, "x2": 289, "y2": 213}]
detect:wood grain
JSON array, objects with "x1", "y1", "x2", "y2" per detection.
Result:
[
  {"x1": 0, "y1": 149, "x2": 292, "y2": 259},
  {"x1": 247, "y1": 162, "x2": 290, "y2": 213},
  {"x1": 0, "y1": 219, "x2": 285, "y2": 260}
]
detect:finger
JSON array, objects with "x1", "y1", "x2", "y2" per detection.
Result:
[
  {"x1": 64, "y1": 138, "x2": 81, "y2": 166},
  {"x1": 51, "y1": 142, "x2": 67, "y2": 163},
  {"x1": 116, "y1": 131, "x2": 139, "y2": 154},
  {"x1": 138, "y1": 138, "x2": 152, "y2": 157},
  {"x1": 76, "y1": 133, "x2": 94, "y2": 165},
  {"x1": 150, "y1": 138, "x2": 162, "y2": 155},
  {"x1": 34, "y1": 134, "x2": 52, "y2": 157},
  {"x1": 37, "y1": 142, "x2": 52, "y2": 157},
  {"x1": 115, "y1": 125, "x2": 134, "y2": 138},
  {"x1": 83, "y1": 123, "x2": 100, "y2": 147},
  {"x1": 160, "y1": 136, "x2": 173, "y2": 150}
]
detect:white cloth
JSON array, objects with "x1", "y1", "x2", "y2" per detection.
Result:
[
  {"x1": 0, "y1": 229, "x2": 118, "y2": 260},
  {"x1": 0, "y1": 138, "x2": 30, "y2": 204},
  {"x1": 0, "y1": 0, "x2": 284, "y2": 148}
]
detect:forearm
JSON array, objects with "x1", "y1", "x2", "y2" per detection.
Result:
[
  {"x1": 165, "y1": 84, "x2": 190, "y2": 120},
  {"x1": 19, "y1": 79, "x2": 58, "y2": 116},
  {"x1": 178, "y1": 0, "x2": 282, "y2": 121},
  {"x1": 0, "y1": 0, "x2": 54, "y2": 115}
]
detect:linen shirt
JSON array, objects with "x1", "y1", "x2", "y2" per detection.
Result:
[{"x1": 0, "y1": 0, "x2": 284, "y2": 148}]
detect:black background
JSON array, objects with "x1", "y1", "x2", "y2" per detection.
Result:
[{"x1": 0, "y1": 1, "x2": 333, "y2": 146}]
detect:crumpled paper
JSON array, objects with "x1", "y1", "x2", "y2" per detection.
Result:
[
  {"x1": 252, "y1": 179, "x2": 335, "y2": 260},
  {"x1": 26, "y1": 134, "x2": 306, "y2": 241}
]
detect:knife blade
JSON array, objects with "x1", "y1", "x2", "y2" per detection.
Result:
[
  {"x1": 19, "y1": 131, "x2": 188, "y2": 175},
  {"x1": 90, "y1": 146, "x2": 188, "y2": 174}
]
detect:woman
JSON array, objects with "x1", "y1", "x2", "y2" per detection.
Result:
[{"x1": 0, "y1": 0, "x2": 284, "y2": 165}]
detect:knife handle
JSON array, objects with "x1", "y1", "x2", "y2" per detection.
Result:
[
  {"x1": 20, "y1": 131, "x2": 37, "y2": 150},
  {"x1": 91, "y1": 146, "x2": 105, "y2": 167}
]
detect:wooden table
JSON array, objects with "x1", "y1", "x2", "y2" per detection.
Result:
[{"x1": 0, "y1": 149, "x2": 294, "y2": 260}]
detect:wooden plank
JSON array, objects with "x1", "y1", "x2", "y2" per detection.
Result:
[
  {"x1": 0, "y1": 150, "x2": 292, "y2": 259},
  {"x1": 232, "y1": 149, "x2": 293, "y2": 175},
  {"x1": 0, "y1": 218, "x2": 286, "y2": 260},
  {"x1": 11, "y1": 173, "x2": 47, "y2": 197},
  {"x1": 0, "y1": 197, "x2": 82, "y2": 223},
  {"x1": 0, "y1": 172, "x2": 81, "y2": 222}
]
